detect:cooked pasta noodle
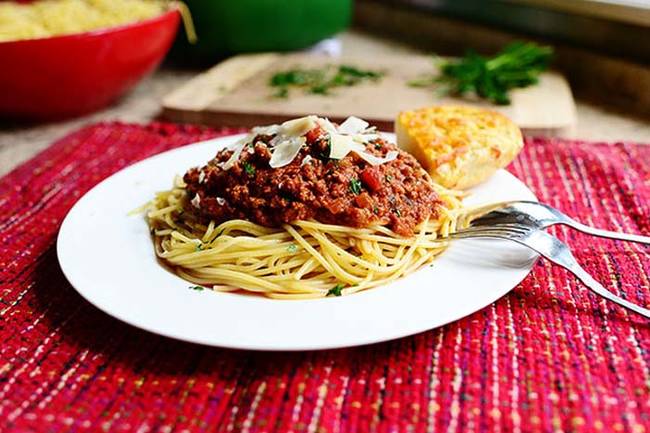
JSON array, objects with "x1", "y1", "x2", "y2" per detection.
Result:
[
  {"x1": 0, "y1": 0, "x2": 167, "y2": 42},
  {"x1": 144, "y1": 177, "x2": 463, "y2": 299}
]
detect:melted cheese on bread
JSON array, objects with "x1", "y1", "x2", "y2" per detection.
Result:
[{"x1": 395, "y1": 106, "x2": 524, "y2": 189}]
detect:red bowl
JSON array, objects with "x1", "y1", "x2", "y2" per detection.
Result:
[{"x1": 0, "y1": 9, "x2": 180, "y2": 120}]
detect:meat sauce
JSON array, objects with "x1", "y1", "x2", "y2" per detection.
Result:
[{"x1": 184, "y1": 126, "x2": 442, "y2": 237}]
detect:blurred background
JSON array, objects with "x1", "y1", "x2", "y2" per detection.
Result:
[{"x1": 0, "y1": 0, "x2": 648, "y2": 175}]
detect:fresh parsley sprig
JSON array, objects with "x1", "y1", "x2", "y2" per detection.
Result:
[{"x1": 410, "y1": 41, "x2": 553, "y2": 105}]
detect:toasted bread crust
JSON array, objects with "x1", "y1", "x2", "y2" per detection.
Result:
[{"x1": 396, "y1": 106, "x2": 524, "y2": 189}]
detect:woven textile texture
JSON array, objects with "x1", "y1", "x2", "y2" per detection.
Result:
[{"x1": 1, "y1": 122, "x2": 649, "y2": 433}]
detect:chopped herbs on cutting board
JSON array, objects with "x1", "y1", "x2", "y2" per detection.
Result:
[
  {"x1": 270, "y1": 65, "x2": 384, "y2": 98},
  {"x1": 409, "y1": 41, "x2": 553, "y2": 105},
  {"x1": 162, "y1": 51, "x2": 575, "y2": 131}
]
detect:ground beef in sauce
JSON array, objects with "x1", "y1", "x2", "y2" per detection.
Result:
[{"x1": 183, "y1": 127, "x2": 442, "y2": 237}]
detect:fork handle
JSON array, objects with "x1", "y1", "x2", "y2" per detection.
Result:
[
  {"x1": 568, "y1": 221, "x2": 650, "y2": 245},
  {"x1": 568, "y1": 264, "x2": 650, "y2": 319}
]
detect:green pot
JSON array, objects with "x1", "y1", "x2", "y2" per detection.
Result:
[{"x1": 171, "y1": 0, "x2": 352, "y2": 64}]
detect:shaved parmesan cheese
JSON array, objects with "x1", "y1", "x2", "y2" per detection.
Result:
[
  {"x1": 216, "y1": 197, "x2": 226, "y2": 205},
  {"x1": 352, "y1": 133, "x2": 379, "y2": 143},
  {"x1": 328, "y1": 133, "x2": 397, "y2": 165},
  {"x1": 191, "y1": 194, "x2": 201, "y2": 208},
  {"x1": 329, "y1": 134, "x2": 365, "y2": 159},
  {"x1": 338, "y1": 116, "x2": 369, "y2": 135},
  {"x1": 217, "y1": 115, "x2": 394, "y2": 171},
  {"x1": 269, "y1": 134, "x2": 285, "y2": 148},
  {"x1": 316, "y1": 117, "x2": 338, "y2": 134},
  {"x1": 219, "y1": 138, "x2": 247, "y2": 170},
  {"x1": 198, "y1": 171, "x2": 206, "y2": 184},
  {"x1": 354, "y1": 150, "x2": 399, "y2": 166},
  {"x1": 281, "y1": 116, "x2": 317, "y2": 137},
  {"x1": 270, "y1": 136, "x2": 306, "y2": 168},
  {"x1": 329, "y1": 134, "x2": 353, "y2": 159}
]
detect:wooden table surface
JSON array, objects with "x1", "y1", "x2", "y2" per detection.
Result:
[{"x1": 1, "y1": 31, "x2": 648, "y2": 177}]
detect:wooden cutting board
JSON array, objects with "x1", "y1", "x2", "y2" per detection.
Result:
[{"x1": 162, "y1": 53, "x2": 576, "y2": 133}]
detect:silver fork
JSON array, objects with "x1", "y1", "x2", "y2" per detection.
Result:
[
  {"x1": 449, "y1": 224, "x2": 650, "y2": 319},
  {"x1": 466, "y1": 201, "x2": 650, "y2": 245}
]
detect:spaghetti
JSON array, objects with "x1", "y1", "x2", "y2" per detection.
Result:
[
  {"x1": 145, "y1": 178, "x2": 462, "y2": 299},
  {"x1": 0, "y1": 0, "x2": 197, "y2": 44},
  {"x1": 143, "y1": 116, "x2": 464, "y2": 299}
]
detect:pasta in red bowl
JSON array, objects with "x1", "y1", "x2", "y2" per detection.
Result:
[{"x1": 0, "y1": 2, "x2": 179, "y2": 119}]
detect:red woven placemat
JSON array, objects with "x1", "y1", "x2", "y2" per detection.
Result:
[{"x1": 1, "y1": 122, "x2": 649, "y2": 433}]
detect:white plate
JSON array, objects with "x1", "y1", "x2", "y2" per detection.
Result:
[{"x1": 57, "y1": 134, "x2": 537, "y2": 351}]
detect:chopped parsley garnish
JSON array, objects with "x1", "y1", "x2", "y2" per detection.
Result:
[
  {"x1": 385, "y1": 175, "x2": 393, "y2": 182},
  {"x1": 270, "y1": 64, "x2": 384, "y2": 98},
  {"x1": 409, "y1": 41, "x2": 553, "y2": 105},
  {"x1": 195, "y1": 243, "x2": 203, "y2": 251},
  {"x1": 338, "y1": 65, "x2": 382, "y2": 79},
  {"x1": 394, "y1": 208, "x2": 402, "y2": 217},
  {"x1": 189, "y1": 285, "x2": 204, "y2": 291},
  {"x1": 327, "y1": 284, "x2": 344, "y2": 297},
  {"x1": 287, "y1": 244, "x2": 298, "y2": 253},
  {"x1": 310, "y1": 84, "x2": 328, "y2": 95},
  {"x1": 349, "y1": 178, "x2": 362, "y2": 195},
  {"x1": 243, "y1": 162, "x2": 256, "y2": 176}
]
